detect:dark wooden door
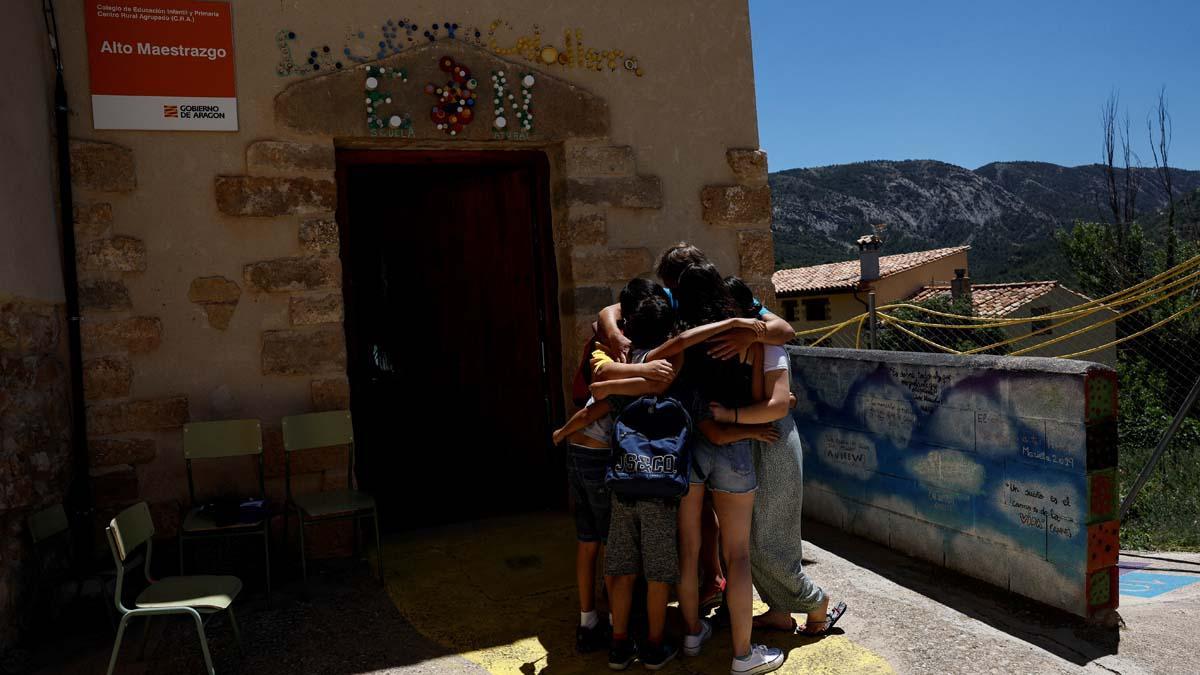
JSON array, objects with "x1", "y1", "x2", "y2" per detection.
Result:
[{"x1": 336, "y1": 151, "x2": 561, "y2": 529}]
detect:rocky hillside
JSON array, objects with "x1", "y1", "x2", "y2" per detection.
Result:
[{"x1": 772, "y1": 160, "x2": 1200, "y2": 282}]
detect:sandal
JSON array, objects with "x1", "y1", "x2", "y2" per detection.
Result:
[{"x1": 802, "y1": 601, "x2": 847, "y2": 636}]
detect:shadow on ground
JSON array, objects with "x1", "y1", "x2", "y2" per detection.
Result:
[
  {"x1": 380, "y1": 512, "x2": 892, "y2": 674},
  {"x1": 31, "y1": 512, "x2": 891, "y2": 674},
  {"x1": 34, "y1": 558, "x2": 486, "y2": 674},
  {"x1": 801, "y1": 519, "x2": 1120, "y2": 668}
]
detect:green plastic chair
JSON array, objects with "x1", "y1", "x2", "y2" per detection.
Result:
[
  {"x1": 180, "y1": 419, "x2": 271, "y2": 593},
  {"x1": 28, "y1": 504, "x2": 83, "y2": 621},
  {"x1": 105, "y1": 502, "x2": 242, "y2": 675},
  {"x1": 281, "y1": 410, "x2": 382, "y2": 581},
  {"x1": 28, "y1": 503, "x2": 70, "y2": 545}
]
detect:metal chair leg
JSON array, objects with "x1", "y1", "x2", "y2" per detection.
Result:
[
  {"x1": 101, "y1": 578, "x2": 118, "y2": 631},
  {"x1": 106, "y1": 614, "x2": 130, "y2": 675},
  {"x1": 138, "y1": 615, "x2": 153, "y2": 661},
  {"x1": 227, "y1": 606, "x2": 243, "y2": 652},
  {"x1": 282, "y1": 508, "x2": 289, "y2": 577},
  {"x1": 373, "y1": 509, "x2": 383, "y2": 582},
  {"x1": 189, "y1": 610, "x2": 215, "y2": 675},
  {"x1": 263, "y1": 522, "x2": 272, "y2": 595},
  {"x1": 353, "y1": 515, "x2": 362, "y2": 560},
  {"x1": 297, "y1": 516, "x2": 308, "y2": 581}
]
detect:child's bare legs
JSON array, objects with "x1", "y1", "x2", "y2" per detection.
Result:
[
  {"x1": 754, "y1": 608, "x2": 796, "y2": 631},
  {"x1": 699, "y1": 498, "x2": 725, "y2": 603},
  {"x1": 646, "y1": 581, "x2": 671, "y2": 644},
  {"x1": 676, "y1": 484, "x2": 707, "y2": 634},
  {"x1": 610, "y1": 574, "x2": 636, "y2": 637},
  {"x1": 577, "y1": 541, "x2": 601, "y2": 613},
  {"x1": 803, "y1": 595, "x2": 831, "y2": 633},
  {"x1": 712, "y1": 490, "x2": 755, "y2": 658}
]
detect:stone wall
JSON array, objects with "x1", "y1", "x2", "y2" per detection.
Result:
[
  {"x1": 0, "y1": 302, "x2": 74, "y2": 647},
  {"x1": 789, "y1": 347, "x2": 1119, "y2": 618}
]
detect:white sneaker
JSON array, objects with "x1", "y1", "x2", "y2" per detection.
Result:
[
  {"x1": 730, "y1": 644, "x2": 784, "y2": 675},
  {"x1": 682, "y1": 619, "x2": 713, "y2": 657}
]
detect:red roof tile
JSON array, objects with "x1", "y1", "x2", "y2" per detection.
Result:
[
  {"x1": 908, "y1": 281, "x2": 1060, "y2": 317},
  {"x1": 772, "y1": 246, "x2": 969, "y2": 295}
]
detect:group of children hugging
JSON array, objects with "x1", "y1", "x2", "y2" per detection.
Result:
[{"x1": 551, "y1": 243, "x2": 847, "y2": 674}]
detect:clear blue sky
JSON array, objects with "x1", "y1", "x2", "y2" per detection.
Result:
[{"x1": 750, "y1": 0, "x2": 1200, "y2": 171}]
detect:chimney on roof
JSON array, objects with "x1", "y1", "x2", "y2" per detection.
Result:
[
  {"x1": 857, "y1": 233, "x2": 881, "y2": 282},
  {"x1": 951, "y1": 268, "x2": 971, "y2": 300}
]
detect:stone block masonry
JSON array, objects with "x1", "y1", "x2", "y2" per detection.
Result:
[
  {"x1": 77, "y1": 236, "x2": 147, "y2": 272},
  {"x1": 565, "y1": 176, "x2": 663, "y2": 210},
  {"x1": 789, "y1": 346, "x2": 1119, "y2": 618},
  {"x1": 700, "y1": 184, "x2": 770, "y2": 227},
  {"x1": 245, "y1": 140, "x2": 335, "y2": 175},
  {"x1": 215, "y1": 176, "x2": 336, "y2": 217},
  {"x1": 69, "y1": 140, "x2": 135, "y2": 192},
  {"x1": 261, "y1": 328, "x2": 346, "y2": 376},
  {"x1": 0, "y1": 299, "x2": 74, "y2": 648}
]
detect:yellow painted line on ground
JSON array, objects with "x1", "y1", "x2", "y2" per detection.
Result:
[{"x1": 380, "y1": 513, "x2": 894, "y2": 674}]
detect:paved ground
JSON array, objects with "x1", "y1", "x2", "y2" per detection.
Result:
[{"x1": 23, "y1": 513, "x2": 1200, "y2": 674}]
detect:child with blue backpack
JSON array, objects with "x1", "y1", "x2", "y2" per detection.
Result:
[
  {"x1": 554, "y1": 282, "x2": 777, "y2": 671},
  {"x1": 553, "y1": 279, "x2": 678, "y2": 653}
]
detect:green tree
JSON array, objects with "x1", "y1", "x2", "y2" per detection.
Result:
[
  {"x1": 1117, "y1": 354, "x2": 1200, "y2": 550},
  {"x1": 1057, "y1": 218, "x2": 1200, "y2": 550},
  {"x1": 1056, "y1": 220, "x2": 1149, "y2": 299}
]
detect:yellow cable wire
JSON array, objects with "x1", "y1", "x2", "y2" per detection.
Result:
[
  {"x1": 876, "y1": 264, "x2": 1200, "y2": 330},
  {"x1": 793, "y1": 313, "x2": 866, "y2": 338},
  {"x1": 1009, "y1": 279, "x2": 1200, "y2": 355},
  {"x1": 792, "y1": 252, "x2": 1200, "y2": 357},
  {"x1": 809, "y1": 317, "x2": 856, "y2": 347},
  {"x1": 1056, "y1": 298, "x2": 1200, "y2": 359},
  {"x1": 877, "y1": 318, "x2": 963, "y2": 353},
  {"x1": 866, "y1": 262, "x2": 1200, "y2": 357},
  {"x1": 872, "y1": 252, "x2": 1200, "y2": 326}
]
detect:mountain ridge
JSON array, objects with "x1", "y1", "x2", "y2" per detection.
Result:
[{"x1": 771, "y1": 160, "x2": 1200, "y2": 283}]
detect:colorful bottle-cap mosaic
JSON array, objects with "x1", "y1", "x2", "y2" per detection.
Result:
[
  {"x1": 276, "y1": 30, "x2": 345, "y2": 76},
  {"x1": 363, "y1": 65, "x2": 413, "y2": 136},
  {"x1": 490, "y1": 69, "x2": 533, "y2": 139},
  {"x1": 426, "y1": 56, "x2": 477, "y2": 136},
  {"x1": 277, "y1": 19, "x2": 643, "y2": 79}
]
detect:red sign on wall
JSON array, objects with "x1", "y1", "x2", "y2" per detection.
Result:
[{"x1": 84, "y1": 1, "x2": 237, "y2": 130}]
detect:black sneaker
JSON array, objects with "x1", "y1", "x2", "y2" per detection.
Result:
[
  {"x1": 608, "y1": 639, "x2": 638, "y2": 670},
  {"x1": 577, "y1": 618, "x2": 612, "y2": 653},
  {"x1": 639, "y1": 642, "x2": 678, "y2": 671}
]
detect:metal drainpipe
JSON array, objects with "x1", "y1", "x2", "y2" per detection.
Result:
[
  {"x1": 52, "y1": 64, "x2": 95, "y2": 539},
  {"x1": 868, "y1": 291, "x2": 878, "y2": 350}
]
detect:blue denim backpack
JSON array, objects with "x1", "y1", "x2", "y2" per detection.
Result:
[{"x1": 607, "y1": 395, "x2": 694, "y2": 498}]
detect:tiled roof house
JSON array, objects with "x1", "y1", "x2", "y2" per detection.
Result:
[{"x1": 771, "y1": 235, "x2": 970, "y2": 328}]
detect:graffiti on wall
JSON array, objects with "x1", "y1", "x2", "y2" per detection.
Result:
[
  {"x1": 789, "y1": 349, "x2": 1119, "y2": 617},
  {"x1": 276, "y1": 20, "x2": 644, "y2": 79}
]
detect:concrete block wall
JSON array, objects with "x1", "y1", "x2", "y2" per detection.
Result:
[{"x1": 788, "y1": 346, "x2": 1120, "y2": 617}]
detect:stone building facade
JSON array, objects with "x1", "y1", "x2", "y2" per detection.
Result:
[{"x1": 0, "y1": 0, "x2": 775, "y2": 640}]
